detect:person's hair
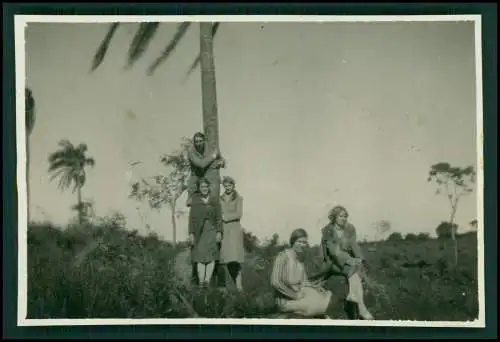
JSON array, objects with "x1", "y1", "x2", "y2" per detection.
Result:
[
  {"x1": 222, "y1": 176, "x2": 235, "y2": 186},
  {"x1": 289, "y1": 228, "x2": 308, "y2": 246},
  {"x1": 222, "y1": 176, "x2": 238, "y2": 201},
  {"x1": 328, "y1": 205, "x2": 349, "y2": 223},
  {"x1": 193, "y1": 132, "x2": 205, "y2": 141},
  {"x1": 196, "y1": 177, "x2": 211, "y2": 192}
]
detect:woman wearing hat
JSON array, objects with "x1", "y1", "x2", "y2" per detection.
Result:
[{"x1": 219, "y1": 176, "x2": 246, "y2": 291}]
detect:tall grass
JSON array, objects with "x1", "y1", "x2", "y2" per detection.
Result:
[{"x1": 26, "y1": 220, "x2": 479, "y2": 320}]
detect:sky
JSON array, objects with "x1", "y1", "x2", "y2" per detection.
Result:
[{"x1": 24, "y1": 19, "x2": 480, "y2": 244}]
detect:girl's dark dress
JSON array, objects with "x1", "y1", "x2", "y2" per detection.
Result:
[{"x1": 188, "y1": 192, "x2": 223, "y2": 264}]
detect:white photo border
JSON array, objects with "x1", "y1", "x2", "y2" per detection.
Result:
[{"x1": 15, "y1": 14, "x2": 485, "y2": 328}]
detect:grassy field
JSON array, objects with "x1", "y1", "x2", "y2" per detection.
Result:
[{"x1": 26, "y1": 219, "x2": 479, "y2": 321}]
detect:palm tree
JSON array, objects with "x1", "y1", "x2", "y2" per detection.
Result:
[
  {"x1": 48, "y1": 140, "x2": 95, "y2": 224},
  {"x1": 90, "y1": 21, "x2": 222, "y2": 198},
  {"x1": 26, "y1": 88, "x2": 35, "y2": 136},
  {"x1": 25, "y1": 88, "x2": 35, "y2": 222}
]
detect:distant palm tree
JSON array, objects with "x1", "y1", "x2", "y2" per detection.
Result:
[
  {"x1": 90, "y1": 21, "x2": 223, "y2": 198},
  {"x1": 26, "y1": 88, "x2": 35, "y2": 136},
  {"x1": 48, "y1": 140, "x2": 95, "y2": 224},
  {"x1": 26, "y1": 88, "x2": 35, "y2": 222}
]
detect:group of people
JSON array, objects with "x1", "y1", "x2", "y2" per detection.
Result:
[
  {"x1": 186, "y1": 132, "x2": 245, "y2": 290},
  {"x1": 184, "y1": 132, "x2": 373, "y2": 320},
  {"x1": 270, "y1": 208, "x2": 374, "y2": 320}
]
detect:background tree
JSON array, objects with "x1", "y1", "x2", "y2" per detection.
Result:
[
  {"x1": 417, "y1": 232, "x2": 430, "y2": 241},
  {"x1": 70, "y1": 199, "x2": 96, "y2": 224},
  {"x1": 435, "y1": 221, "x2": 459, "y2": 240},
  {"x1": 26, "y1": 88, "x2": 35, "y2": 222},
  {"x1": 427, "y1": 162, "x2": 476, "y2": 266},
  {"x1": 25, "y1": 88, "x2": 35, "y2": 136},
  {"x1": 405, "y1": 233, "x2": 419, "y2": 241},
  {"x1": 387, "y1": 232, "x2": 403, "y2": 242},
  {"x1": 48, "y1": 140, "x2": 95, "y2": 224},
  {"x1": 130, "y1": 138, "x2": 191, "y2": 246},
  {"x1": 372, "y1": 219, "x2": 392, "y2": 241},
  {"x1": 266, "y1": 233, "x2": 280, "y2": 248},
  {"x1": 243, "y1": 230, "x2": 260, "y2": 253},
  {"x1": 469, "y1": 219, "x2": 478, "y2": 230},
  {"x1": 91, "y1": 22, "x2": 223, "y2": 199}
]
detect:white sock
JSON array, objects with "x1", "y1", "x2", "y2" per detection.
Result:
[
  {"x1": 205, "y1": 261, "x2": 215, "y2": 284},
  {"x1": 197, "y1": 263, "x2": 206, "y2": 284}
]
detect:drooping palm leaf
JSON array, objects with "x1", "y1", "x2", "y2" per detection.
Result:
[
  {"x1": 146, "y1": 22, "x2": 191, "y2": 76},
  {"x1": 183, "y1": 23, "x2": 221, "y2": 81},
  {"x1": 49, "y1": 167, "x2": 70, "y2": 182},
  {"x1": 57, "y1": 139, "x2": 75, "y2": 150},
  {"x1": 56, "y1": 171, "x2": 73, "y2": 192},
  {"x1": 90, "y1": 22, "x2": 120, "y2": 72},
  {"x1": 48, "y1": 159, "x2": 72, "y2": 173},
  {"x1": 126, "y1": 22, "x2": 161, "y2": 69}
]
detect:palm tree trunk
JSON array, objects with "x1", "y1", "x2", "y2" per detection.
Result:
[
  {"x1": 199, "y1": 22, "x2": 221, "y2": 201},
  {"x1": 77, "y1": 185, "x2": 83, "y2": 224},
  {"x1": 170, "y1": 201, "x2": 177, "y2": 247},
  {"x1": 449, "y1": 205, "x2": 458, "y2": 267},
  {"x1": 25, "y1": 88, "x2": 35, "y2": 223},
  {"x1": 26, "y1": 135, "x2": 31, "y2": 223}
]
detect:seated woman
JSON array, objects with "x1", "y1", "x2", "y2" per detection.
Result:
[
  {"x1": 309, "y1": 205, "x2": 374, "y2": 320},
  {"x1": 270, "y1": 228, "x2": 332, "y2": 318}
]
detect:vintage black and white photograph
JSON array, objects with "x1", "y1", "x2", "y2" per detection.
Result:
[{"x1": 17, "y1": 15, "x2": 485, "y2": 327}]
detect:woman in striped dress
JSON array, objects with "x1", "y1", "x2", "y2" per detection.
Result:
[{"x1": 270, "y1": 229, "x2": 332, "y2": 317}]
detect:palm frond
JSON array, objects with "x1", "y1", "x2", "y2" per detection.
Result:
[
  {"x1": 90, "y1": 23, "x2": 120, "y2": 73},
  {"x1": 126, "y1": 22, "x2": 160, "y2": 69},
  {"x1": 57, "y1": 139, "x2": 74, "y2": 150},
  {"x1": 75, "y1": 143, "x2": 88, "y2": 154},
  {"x1": 57, "y1": 172, "x2": 73, "y2": 192},
  {"x1": 183, "y1": 22, "x2": 220, "y2": 81},
  {"x1": 49, "y1": 167, "x2": 71, "y2": 181},
  {"x1": 48, "y1": 151, "x2": 67, "y2": 165},
  {"x1": 146, "y1": 22, "x2": 191, "y2": 76},
  {"x1": 48, "y1": 159, "x2": 73, "y2": 173}
]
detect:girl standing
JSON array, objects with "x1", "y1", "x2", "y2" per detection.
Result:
[
  {"x1": 188, "y1": 177, "x2": 223, "y2": 287},
  {"x1": 219, "y1": 176, "x2": 245, "y2": 291}
]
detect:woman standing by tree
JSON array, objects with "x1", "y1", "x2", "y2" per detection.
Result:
[
  {"x1": 219, "y1": 176, "x2": 245, "y2": 291},
  {"x1": 186, "y1": 132, "x2": 225, "y2": 207},
  {"x1": 188, "y1": 177, "x2": 223, "y2": 287}
]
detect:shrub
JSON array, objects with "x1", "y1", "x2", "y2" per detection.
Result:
[{"x1": 26, "y1": 220, "x2": 479, "y2": 321}]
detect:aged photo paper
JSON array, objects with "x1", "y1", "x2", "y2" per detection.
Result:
[{"x1": 16, "y1": 14, "x2": 485, "y2": 328}]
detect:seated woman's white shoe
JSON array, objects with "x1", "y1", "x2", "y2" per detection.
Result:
[{"x1": 359, "y1": 308, "x2": 374, "y2": 320}]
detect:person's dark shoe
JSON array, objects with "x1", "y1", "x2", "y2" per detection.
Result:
[{"x1": 344, "y1": 300, "x2": 360, "y2": 320}]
